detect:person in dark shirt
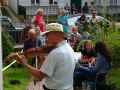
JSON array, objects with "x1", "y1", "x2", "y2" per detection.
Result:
[
  {"x1": 23, "y1": 28, "x2": 38, "y2": 67},
  {"x1": 23, "y1": 26, "x2": 32, "y2": 42},
  {"x1": 23, "y1": 26, "x2": 42, "y2": 52},
  {"x1": 82, "y1": 2, "x2": 89, "y2": 14},
  {"x1": 75, "y1": 14, "x2": 90, "y2": 39},
  {"x1": 94, "y1": 41, "x2": 111, "y2": 90},
  {"x1": 23, "y1": 29, "x2": 37, "y2": 51}
]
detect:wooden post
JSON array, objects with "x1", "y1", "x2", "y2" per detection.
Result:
[{"x1": 0, "y1": 4, "x2": 3, "y2": 90}]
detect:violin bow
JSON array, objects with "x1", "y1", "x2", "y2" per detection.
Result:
[{"x1": 2, "y1": 50, "x2": 23, "y2": 72}]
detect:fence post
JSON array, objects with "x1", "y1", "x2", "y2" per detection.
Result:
[{"x1": 0, "y1": 4, "x2": 3, "y2": 90}]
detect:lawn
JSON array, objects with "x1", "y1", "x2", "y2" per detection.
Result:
[
  {"x1": 108, "y1": 68, "x2": 120, "y2": 88},
  {"x1": 3, "y1": 67, "x2": 30, "y2": 90}
]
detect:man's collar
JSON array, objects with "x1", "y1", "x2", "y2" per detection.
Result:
[{"x1": 57, "y1": 40, "x2": 67, "y2": 47}]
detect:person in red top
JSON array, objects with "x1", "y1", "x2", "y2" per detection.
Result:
[{"x1": 32, "y1": 8, "x2": 45, "y2": 32}]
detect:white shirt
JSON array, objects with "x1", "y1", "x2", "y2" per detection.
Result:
[
  {"x1": 74, "y1": 52, "x2": 82, "y2": 63},
  {"x1": 40, "y1": 40, "x2": 75, "y2": 90}
]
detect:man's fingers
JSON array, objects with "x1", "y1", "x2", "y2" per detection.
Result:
[
  {"x1": 5, "y1": 52, "x2": 27, "y2": 65},
  {"x1": 16, "y1": 53, "x2": 21, "y2": 59},
  {"x1": 6, "y1": 53, "x2": 17, "y2": 61},
  {"x1": 15, "y1": 54, "x2": 24, "y2": 64},
  {"x1": 15, "y1": 54, "x2": 27, "y2": 65}
]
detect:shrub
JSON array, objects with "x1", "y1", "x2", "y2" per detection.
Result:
[
  {"x1": 106, "y1": 42, "x2": 119, "y2": 68},
  {"x1": 93, "y1": 20, "x2": 120, "y2": 67},
  {"x1": 106, "y1": 32, "x2": 120, "y2": 67},
  {"x1": 2, "y1": 31, "x2": 15, "y2": 60}
]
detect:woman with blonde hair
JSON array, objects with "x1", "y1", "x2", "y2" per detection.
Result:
[
  {"x1": 79, "y1": 40, "x2": 96, "y2": 64},
  {"x1": 32, "y1": 8, "x2": 45, "y2": 32}
]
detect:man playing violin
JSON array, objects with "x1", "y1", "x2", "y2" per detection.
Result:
[{"x1": 8, "y1": 23, "x2": 75, "y2": 90}]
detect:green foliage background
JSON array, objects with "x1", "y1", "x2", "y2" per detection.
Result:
[{"x1": 2, "y1": 31, "x2": 14, "y2": 60}]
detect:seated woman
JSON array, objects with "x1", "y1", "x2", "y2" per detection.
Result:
[{"x1": 74, "y1": 40, "x2": 96, "y2": 90}]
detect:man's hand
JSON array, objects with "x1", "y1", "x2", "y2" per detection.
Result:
[
  {"x1": 6, "y1": 53, "x2": 28, "y2": 65},
  {"x1": 16, "y1": 53, "x2": 28, "y2": 65}
]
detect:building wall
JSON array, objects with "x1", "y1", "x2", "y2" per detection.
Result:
[
  {"x1": 40, "y1": 0, "x2": 49, "y2": 6},
  {"x1": 26, "y1": 5, "x2": 58, "y2": 16},
  {"x1": 21, "y1": 0, "x2": 71, "y2": 8},
  {"x1": 8, "y1": 0, "x2": 50, "y2": 15},
  {"x1": 8, "y1": 0, "x2": 70, "y2": 15},
  {"x1": 19, "y1": 0, "x2": 49, "y2": 6},
  {"x1": 95, "y1": 0, "x2": 120, "y2": 15},
  {"x1": 57, "y1": 0, "x2": 70, "y2": 8},
  {"x1": 118, "y1": 0, "x2": 120, "y2": 5},
  {"x1": 19, "y1": 0, "x2": 31, "y2": 6},
  {"x1": 95, "y1": 0, "x2": 120, "y2": 7},
  {"x1": 8, "y1": 0, "x2": 18, "y2": 14},
  {"x1": 8, "y1": 0, "x2": 71, "y2": 10}
]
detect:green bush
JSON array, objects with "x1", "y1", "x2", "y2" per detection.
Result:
[
  {"x1": 105, "y1": 31, "x2": 120, "y2": 67},
  {"x1": 108, "y1": 40, "x2": 120, "y2": 67},
  {"x1": 2, "y1": 31, "x2": 15, "y2": 60},
  {"x1": 91, "y1": 20, "x2": 120, "y2": 67}
]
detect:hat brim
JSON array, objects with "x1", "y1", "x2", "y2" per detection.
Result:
[{"x1": 41, "y1": 31, "x2": 64, "y2": 36}]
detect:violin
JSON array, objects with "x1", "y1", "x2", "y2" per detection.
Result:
[
  {"x1": 23, "y1": 45, "x2": 56, "y2": 58},
  {"x1": 2, "y1": 45, "x2": 56, "y2": 72},
  {"x1": 6, "y1": 45, "x2": 56, "y2": 62}
]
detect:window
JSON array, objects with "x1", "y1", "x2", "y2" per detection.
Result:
[
  {"x1": 110, "y1": 0, "x2": 113, "y2": 5},
  {"x1": 49, "y1": 0, "x2": 53, "y2": 4},
  {"x1": 114, "y1": 0, "x2": 117, "y2": 5},
  {"x1": 110, "y1": 0, "x2": 117, "y2": 5},
  {"x1": 31, "y1": 0, "x2": 40, "y2": 4},
  {"x1": 96, "y1": 0, "x2": 101, "y2": 5},
  {"x1": 31, "y1": 0, "x2": 35, "y2": 4},
  {"x1": 36, "y1": 0, "x2": 40, "y2": 4}
]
